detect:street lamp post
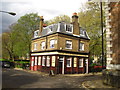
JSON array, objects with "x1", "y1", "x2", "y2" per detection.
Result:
[
  {"x1": 0, "y1": 10, "x2": 16, "y2": 16},
  {"x1": 88, "y1": 0, "x2": 104, "y2": 69},
  {"x1": 100, "y1": 1, "x2": 104, "y2": 69}
]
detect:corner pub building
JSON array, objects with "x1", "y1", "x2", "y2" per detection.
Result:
[{"x1": 30, "y1": 13, "x2": 90, "y2": 74}]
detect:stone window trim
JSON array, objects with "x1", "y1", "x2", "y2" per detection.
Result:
[
  {"x1": 34, "y1": 43, "x2": 37, "y2": 51},
  {"x1": 41, "y1": 41, "x2": 45, "y2": 50},
  {"x1": 50, "y1": 39, "x2": 56, "y2": 48},
  {"x1": 80, "y1": 43, "x2": 84, "y2": 51},
  {"x1": 66, "y1": 40, "x2": 72, "y2": 49}
]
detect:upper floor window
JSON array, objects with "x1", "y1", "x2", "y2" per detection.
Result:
[
  {"x1": 66, "y1": 24, "x2": 73, "y2": 33},
  {"x1": 80, "y1": 43, "x2": 84, "y2": 51},
  {"x1": 34, "y1": 43, "x2": 37, "y2": 50},
  {"x1": 50, "y1": 39, "x2": 55, "y2": 48},
  {"x1": 80, "y1": 29, "x2": 85, "y2": 36},
  {"x1": 79, "y1": 58, "x2": 83, "y2": 67},
  {"x1": 67, "y1": 57, "x2": 72, "y2": 67},
  {"x1": 66, "y1": 40, "x2": 72, "y2": 49},
  {"x1": 41, "y1": 41, "x2": 45, "y2": 50},
  {"x1": 34, "y1": 30, "x2": 39, "y2": 38},
  {"x1": 49, "y1": 26, "x2": 53, "y2": 31}
]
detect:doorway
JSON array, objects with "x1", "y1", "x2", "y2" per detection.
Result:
[
  {"x1": 59, "y1": 62, "x2": 62, "y2": 74},
  {"x1": 58, "y1": 56, "x2": 64, "y2": 74}
]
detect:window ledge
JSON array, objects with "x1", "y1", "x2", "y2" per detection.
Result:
[
  {"x1": 79, "y1": 49, "x2": 84, "y2": 51},
  {"x1": 67, "y1": 66, "x2": 71, "y2": 67},
  {"x1": 79, "y1": 66, "x2": 83, "y2": 68},
  {"x1": 66, "y1": 48, "x2": 72, "y2": 49}
]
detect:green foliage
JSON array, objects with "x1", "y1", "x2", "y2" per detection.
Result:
[
  {"x1": 11, "y1": 13, "x2": 40, "y2": 58},
  {"x1": 2, "y1": 13, "x2": 40, "y2": 60},
  {"x1": 78, "y1": 2, "x2": 106, "y2": 57},
  {"x1": 46, "y1": 15, "x2": 71, "y2": 25}
]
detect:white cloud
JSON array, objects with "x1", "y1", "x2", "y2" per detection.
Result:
[
  {"x1": 1, "y1": 0, "x2": 88, "y2": 33},
  {"x1": 2, "y1": 0, "x2": 88, "y2": 19}
]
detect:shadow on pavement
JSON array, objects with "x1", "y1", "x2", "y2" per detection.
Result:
[{"x1": 2, "y1": 69, "x2": 41, "y2": 88}]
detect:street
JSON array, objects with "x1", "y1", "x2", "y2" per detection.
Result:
[{"x1": 2, "y1": 68, "x2": 102, "y2": 88}]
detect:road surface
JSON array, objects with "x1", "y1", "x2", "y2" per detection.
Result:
[{"x1": 2, "y1": 68, "x2": 102, "y2": 88}]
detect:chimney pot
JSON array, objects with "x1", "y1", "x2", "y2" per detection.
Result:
[
  {"x1": 73, "y1": 12, "x2": 77, "y2": 16},
  {"x1": 43, "y1": 24, "x2": 47, "y2": 27}
]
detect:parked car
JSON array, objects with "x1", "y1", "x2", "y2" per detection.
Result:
[{"x1": 0, "y1": 61, "x2": 15, "y2": 68}]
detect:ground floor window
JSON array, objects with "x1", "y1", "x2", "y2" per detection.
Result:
[
  {"x1": 42, "y1": 56, "x2": 45, "y2": 66},
  {"x1": 46, "y1": 56, "x2": 50, "y2": 67},
  {"x1": 74, "y1": 57, "x2": 77, "y2": 67},
  {"x1": 52, "y1": 56, "x2": 56, "y2": 67},
  {"x1": 38, "y1": 56, "x2": 41, "y2": 65},
  {"x1": 79, "y1": 58, "x2": 83, "y2": 67},
  {"x1": 34, "y1": 57, "x2": 38, "y2": 65},
  {"x1": 31, "y1": 57, "x2": 34, "y2": 66},
  {"x1": 66, "y1": 57, "x2": 72, "y2": 67}
]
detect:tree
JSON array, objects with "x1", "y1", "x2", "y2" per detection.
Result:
[
  {"x1": 11, "y1": 13, "x2": 40, "y2": 59},
  {"x1": 78, "y1": 2, "x2": 106, "y2": 60},
  {"x1": 2, "y1": 32, "x2": 15, "y2": 60},
  {"x1": 2, "y1": 13, "x2": 40, "y2": 60},
  {"x1": 46, "y1": 15, "x2": 71, "y2": 25}
]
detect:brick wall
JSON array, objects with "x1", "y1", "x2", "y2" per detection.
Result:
[{"x1": 110, "y1": 2, "x2": 120, "y2": 64}]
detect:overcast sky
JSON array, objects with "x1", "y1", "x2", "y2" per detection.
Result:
[{"x1": 1, "y1": 0, "x2": 88, "y2": 33}]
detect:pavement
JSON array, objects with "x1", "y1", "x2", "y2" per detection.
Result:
[{"x1": 14, "y1": 68, "x2": 120, "y2": 89}]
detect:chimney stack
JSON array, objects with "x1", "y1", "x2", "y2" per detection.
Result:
[
  {"x1": 72, "y1": 12, "x2": 78, "y2": 23},
  {"x1": 72, "y1": 12, "x2": 79, "y2": 35},
  {"x1": 39, "y1": 16, "x2": 44, "y2": 35}
]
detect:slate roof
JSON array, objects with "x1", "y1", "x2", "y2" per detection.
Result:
[{"x1": 34, "y1": 21, "x2": 90, "y2": 40}]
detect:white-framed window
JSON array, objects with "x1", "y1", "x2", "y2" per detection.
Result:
[
  {"x1": 66, "y1": 40, "x2": 72, "y2": 49},
  {"x1": 38, "y1": 56, "x2": 41, "y2": 65},
  {"x1": 34, "y1": 43, "x2": 37, "y2": 50},
  {"x1": 79, "y1": 58, "x2": 83, "y2": 67},
  {"x1": 46, "y1": 56, "x2": 50, "y2": 67},
  {"x1": 52, "y1": 56, "x2": 56, "y2": 67},
  {"x1": 34, "y1": 57, "x2": 38, "y2": 65},
  {"x1": 34, "y1": 30, "x2": 39, "y2": 38},
  {"x1": 66, "y1": 24, "x2": 73, "y2": 33},
  {"x1": 42, "y1": 56, "x2": 45, "y2": 66},
  {"x1": 41, "y1": 41, "x2": 45, "y2": 50},
  {"x1": 50, "y1": 39, "x2": 55, "y2": 48},
  {"x1": 80, "y1": 29, "x2": 85, "y2": 36},
  {"x1": 80, "y1": 43, "x2": 84, "y2": 51},
  {"x1": 31, "y1": 57, "x2": 34, "y2": 66},
  {"x1": 66, "y1": 57, "x2": 72, "y2": 67}
]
